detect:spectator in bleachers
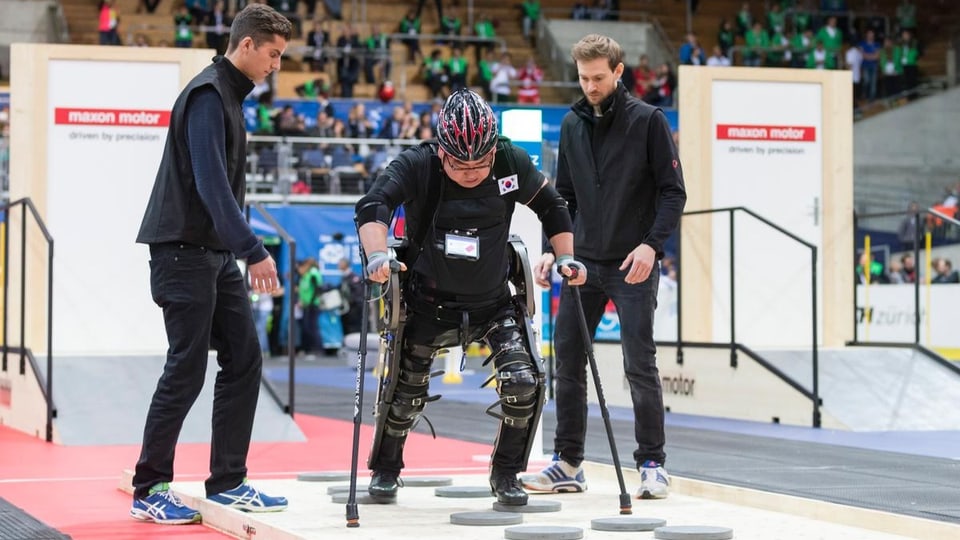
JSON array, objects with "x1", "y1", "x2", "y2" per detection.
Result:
[
  {"x1": 448, "y1": 46, "x2": 469, "y2": 93},
  {"x1": 767, "y1": 3, "x2": 786, "y2": 35},
  {"x1": 364, "y1": 23, "x2": 392, "y2": 85},
  {"x1": 306, "y1": 18, "x2": 332, "y2": 72},
  {"x1": 336, "y1": 23, "x2": 362, "y2": 98},
  {"x1": 416, "y1": 0, "x2": 443, "y2": 23},
  {"x1": 932, "y1": 258, "x2": 960, "y2": 284},
  {"x1": 277, "y1": 105, "x2": 308, "y2": 136},
  {"x1": 632, "y1": 54, "x2": 656, "y2": 98},
  {"x1": 844, "y1": 40, "x2": 862, "y2": 100},
  {"x1": 422, "y1": 49, "x2": 451, "y2": 99},
  {"x1": 679, "y1": 33, "x2": 705, "y2": 66},
  {"x1": 856, "y1": 251, "x2": 889, "y2": 284},
  {"x1": 347, "y1": 102, "x2": 374, "y2": 138},
  {"x1": 743, "y1": 22, "x2": 769, "y2": 67},
  {"x1": 516, "y1": 55, "x2": 544, "y2": 104},
  {"x1": 313, "y1": 108, "x2": 335, "y2": 137},
  {"x1": 816, "y1": 16, "x2": 843, "y2": 64},
  {"x1": 860, "y1": 30, "x2": 880, "y2": 101},
  {"x1": 186, "y1": 0, "x2": 211, "y2": 24},
  {"x1": 859, "y1": 0, "x2": 886, "y2": 43},
  {"x1": 255, "y1": 92, "x2": 276, "y2": 134},
  {"x1": 476, "y1": 49, "x2": 496, "y2": 101},
  {"x1": 98, "y1": 0, "x2": 120, "y2": 45},
  {"x1": 174, "y1": 5, "x2": 195, "y2": 48},
  {"x1": 880, "y1": 37, "x2": 902, "y2": 97},
  {"x1": 899, "y1": 30, "x2": 920, "y2": 99},
  {"x1": 520, "y1": 0, "x2": 541, "y2": 44},
  {"x1": 717, "y1": 19, "x2": 736, "y2": 58},
  {"x1": 473, "y1": 12, "x2": 498, "y2": 66},
  {"x1": 137, "y1": 0, "x2": 161, "y2": 14},
  {"x1": 767, "y1": 26, "x2": 791, "y2": 67},
  {"x1": 792, "y1": 0, "x2": 813, "y2": 34},
  {"x1": 205, "y1": 1, "x2": 231, "y2": 55},
  {"x1": 707, "y1": 45, "x2": 732, "y2": 67},
  {"x1": 399, "y1": 9, "x2": 422, "y2": 63},
  {"x1": 490, "y1": 52, "x2": 517, "y2": 103},
  {"x1": 894, "y1": 253, "x2": 917, "y2": 283},
  {"x1": 898, "y1": 201, "x2": 920, "y2": 252},
  {"x1": 736, "y1": 2, "x2": 753, "y2": 37},
  {"x1": 295, "y1": 76, "x2": 330, "y2": 101},
  {"x1": 896, "y1": 0, "x2": 917, "y2": 35},
  {"x1": 400, "y1": 112, "x2": 422, "y2": 139},
  {"x1": 642, "y1": 63, "x2": 675, "y2": 107},
  {"x1": 131, "y1": 33, "x2": 151, "y2": 47},
  {"x1": 439, "y1": 6, "x2": 463, "y2": 45},
  {"x1": 589, "y1": 0, "x2": 610, "y2": 21},
  {"x1": 807, "y1": 40, "x2": 836, "y2": 69},
  {"x1": 571, "y1": 2, "x2": 588, "y2": 20},
  {"x1": 791, "y1": 28, "x2": 815, "y2": 67},
  {"x1": 378, "y1": 106, "x2": 406, "y2": 140}
]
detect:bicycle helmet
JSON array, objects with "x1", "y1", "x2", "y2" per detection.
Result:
[{"x1": 436, "y1": 89, "x2": 499, "y2": 161}]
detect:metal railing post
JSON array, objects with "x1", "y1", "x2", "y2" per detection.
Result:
[
  {"x1": 729, "y1": 209, "x2": 737, "y2": 368},
  {"x1": 19, "y1": 206, "x2": 26, "y2": 375},
  {"x1": 811, "y1": 246, "x2": 820, "y2": 428}
]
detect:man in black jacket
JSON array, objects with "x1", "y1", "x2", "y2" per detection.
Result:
[
  {"x1": 522, "y1": 33, "x2": 687, "y2": 499},
  {"x1": 131, "y1": 4, "x2": 291, "y2": 525},
  {"x1": 356, "y1": 89, "x2": 586, "y2": 506}
]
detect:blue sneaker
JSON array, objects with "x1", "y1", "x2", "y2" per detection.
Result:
[
  {"x1": 130, "y1": 482, "x2": 201, "y2": 525},
  {"x1": 520, "y1": 458, "x2": 587, "y2": 493},
  {"x1": 207, "y1": 479, "x2": 288, "y2": 512}
]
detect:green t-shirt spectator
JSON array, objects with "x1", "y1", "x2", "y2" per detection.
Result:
[
  {"x1": 400, "y1": 16, "x2": 421, "y2": 34},
  {"x1": 475, "y1": 19, "x2": 495, "y2": 39},
  {"x1": 448, "y1": 56, "x2": 468, "y2": 76},
  {"x1": 900, "y1": 41, "x2": 919, "y2": 66},
  {"x1": 521, "y1": 1, "x2": 540, "y2": 21},
  {"x1": 744, "y1": 26, "x2": 770, "y2": 55},
  {"x1": 897, "y1": 1, "x2": 917, "y2": 30},
  {"x1": 880, "y1": 46, "x2": 903, "y2": 75},
  {"x1": 441, "y1": 15, "x2": 462, "y2": 35},
  {"x1": 816, "y1": 25, "x2": 843, "y2": 53}
]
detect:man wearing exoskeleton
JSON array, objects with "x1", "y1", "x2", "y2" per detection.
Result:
[{"x1": 355, "y1": 89, "x2": 586, "y2": 505}]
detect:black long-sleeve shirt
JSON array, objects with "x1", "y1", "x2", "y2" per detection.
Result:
[{"x1": 185, "y1": 87, "x2": 267, "y2": 263}]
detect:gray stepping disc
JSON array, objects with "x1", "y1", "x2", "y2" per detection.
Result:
[
  {"x1": 592, "y1": 517, "x2": 667, "y2": 531},
  {"x1": 435, "y1": 485, "x2": 495, "y2": 498},
  {"x1": 330, "y1": 492, "x2": 395, "y2": 505},
  {"x1": 326, "y1": 485, "x2": 352, "y2": 495},
  {"x1": 654, "y1": 525, "x2": 734, "y2": 540},
  {"x1": 504, "y1": 525, "x2": 584, "y2": 540},
  {"x1": 403, "y1": 476, "x2": 454, "y2": 487},
  {"x1": 493, "y1": 499, "x2": 562, "y2": 513},
  {"x1": 297, "y1": 471, "x2": 351, "y2": 482},
  {"x1": 450, "y1": 511, "x2": 523, "y2": 526}
]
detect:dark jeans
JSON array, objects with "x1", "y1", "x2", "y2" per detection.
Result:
[
  {"x1": 552, "y1": 258, "x2": 665, "y2": 468},
  {"x1": 301, "y1": 304, "x2": 321, "y2": 352},
  {"x1": 133, "y1": 243, "x2": 262, "y2": 499}
]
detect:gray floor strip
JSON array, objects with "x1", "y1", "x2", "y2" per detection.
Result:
[{"x1": 0, "y1": 497, "x2": 70, "y2": 540}]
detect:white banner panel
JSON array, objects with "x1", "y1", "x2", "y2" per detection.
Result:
[
  {"x1": 711, "y1": 80, "x2": 823, "y2": 348},
  {"x1": 856, "y1": 283, "x2": 960, "y2": 348},
  {"x1": 46, "y1": 60, "x2": 180, "y2": 354}
]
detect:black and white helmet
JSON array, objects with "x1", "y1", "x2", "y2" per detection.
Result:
[{"x1": 436, "y1": 89, "x2": 499, "y2": 161}]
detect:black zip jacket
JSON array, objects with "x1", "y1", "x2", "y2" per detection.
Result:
[{"x1": 556, "y1": 81, "x2": 686, "y2": 260}]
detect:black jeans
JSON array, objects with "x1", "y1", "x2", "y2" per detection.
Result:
[
  {"x1": 133, "y1": 243, "x2": 262, "y2": 499},
  {"x1": 552, "y1": 258, "x2": 665, "y2": 468}
]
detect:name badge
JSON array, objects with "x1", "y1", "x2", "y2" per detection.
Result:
[{"x1": 445, "y1": 233, "x2": 479, "y2": 261}]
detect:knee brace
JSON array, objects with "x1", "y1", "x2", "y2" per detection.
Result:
[
  {"x1": 493, "y1": 351, "x2": 540, "y2": 429},
  {"x1": 383, "y1": 345, "x2": 438, "y2": 437},
  {"x1": 481, "y1": 317, "x2": 542, "y2": 429}
]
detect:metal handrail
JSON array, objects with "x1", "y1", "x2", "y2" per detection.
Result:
[
  {"x1": 248, "y1": 201, "x2": 297, "y2": 417},
  {"x1": 678, "y1": 206, "x2": 820, "y2": 428},
  {"x1": 0, "y1": 197, "x2": 55, "y2": 441}
]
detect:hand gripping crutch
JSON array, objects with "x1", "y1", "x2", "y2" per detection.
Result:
[
  {"x1": 567, "y1": 277, "x2": 633, "y2": 515},
  {"x1": 346, "y1": 251, "x2": 399, "y2": 527}
]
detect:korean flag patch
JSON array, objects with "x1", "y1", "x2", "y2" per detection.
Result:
[{"x1": 498, "y1": 174, "x2": 519, "y2": 195}]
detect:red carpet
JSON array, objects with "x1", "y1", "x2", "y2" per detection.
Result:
[{"x1": 0, "y1": 414, "x2": 494, "y2": 539}]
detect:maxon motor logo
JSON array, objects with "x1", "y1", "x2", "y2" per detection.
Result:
[
  {"x1": 716, "y1": 124, "x2": 816, "y2": 142},
  {"x1": 54, "y1": 108, "x2": 171, "y2": 127}
]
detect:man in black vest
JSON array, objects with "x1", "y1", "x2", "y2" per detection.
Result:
[
  {"x1": 355, "y1": 89, "x2": 586, "y2": 506},
  {"x1": 131, "y1": 4, "x2": 292, "y2": 525},
  {"x1": 522, "y1": 34, "x2": 686, "y2": 499}
]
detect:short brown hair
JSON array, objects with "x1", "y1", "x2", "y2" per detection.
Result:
[
  {"x1": 571, "y1": 34, "x2": 624, "y2": 71},
  {"x1": 228, "y1": 4, "x2": 293, "y2": 51}
]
